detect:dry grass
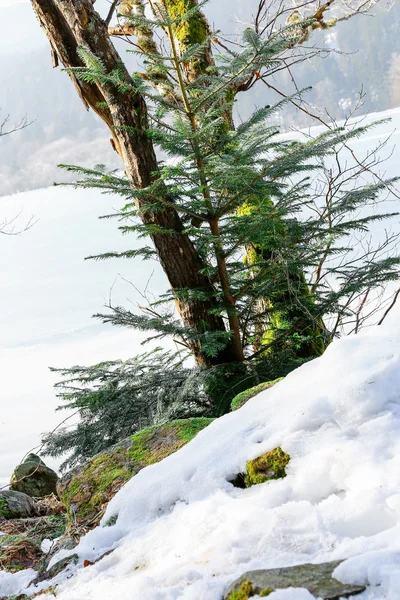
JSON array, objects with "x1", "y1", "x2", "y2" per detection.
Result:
[{"x1": 33, "y1": 494, "x2": 65, "y2": 516}]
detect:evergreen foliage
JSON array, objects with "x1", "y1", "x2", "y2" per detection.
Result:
[
  {"x1": 41, "y1": 350, "x2": 206, "y2": 469},
  {"x1": 62, "y1": 7, "x2": 400, "y2": 360},
  {"x1": 41, "y1": 349, "x2": 263, "y2": 468}
]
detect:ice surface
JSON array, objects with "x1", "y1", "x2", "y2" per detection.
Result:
[{"x1": 0, "y1": 185, "x2": 167, "y2": 483}]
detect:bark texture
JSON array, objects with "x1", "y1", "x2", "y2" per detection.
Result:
[
  {"x1": 158, "y1": 0, "x2": 327, "y2": 359},
  {"x1": 31, "y1": 0, "x2": 236, "y2": 366}
]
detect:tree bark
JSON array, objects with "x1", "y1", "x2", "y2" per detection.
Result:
[
  {"x1": 155, "y1": 0, "x2": 328, "y2": 360},
  {"x1": 31, "y1": 0, "x2": 237, "y2": 366}
]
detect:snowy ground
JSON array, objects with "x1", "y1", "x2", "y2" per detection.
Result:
[{"x1": 3, "y1": 319, "x2": 400, "y2": 599}]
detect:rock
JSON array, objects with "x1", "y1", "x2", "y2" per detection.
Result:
[
  {"x1": 31, "y1": 553, "x2": 79, "y2": 584},
  {"x1": 230, "y1": 379, "x2": 283, "y2": 411},
  {"x1": 0, "y1": 490, "x2": 36, "y2": 519},
  {"x1": 10, "y1": 454, "x2": 59, "y2": 498},
  {"x1": 230, "y1": 447, "x2": 290, "y2": 489},
  {"x1": 224, "y1": 560, "x2": 366, "y2": 599},
  {"x1": 58, "y1": 418, "x2": 213, "y2": 530}
]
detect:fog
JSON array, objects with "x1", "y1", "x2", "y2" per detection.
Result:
[{"x1": 1, "y1": 1, "x2": 400, "y2": 196}]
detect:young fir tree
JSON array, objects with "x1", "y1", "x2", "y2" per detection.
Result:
[
  {"x1": 60, "y1": 6, "x2": 399, "y2": 368},
  {"x1": 61, "y1": 3, "x2": 398, "y2": 362},
  {"x1": 31, "y1": 0, "x2": 390, "y2": 368},
  {"x1": 41, "y1": 350, "x2": 212, "y2": 469},
  {"x1": 109, "y1": 0, "x2": 328, "y2": 361}
]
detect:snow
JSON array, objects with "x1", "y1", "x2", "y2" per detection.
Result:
[
  {"x1": 1, "y1": 319, "x2": 399, "y2": 598},
  {"x1": 0, "y1": 569, "x2": 36, "y2": 597}
]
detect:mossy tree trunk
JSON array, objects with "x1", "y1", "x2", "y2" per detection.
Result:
[
  {"x1": 30, "y1": 0, "x2": 242, "y2": 367},
  {"x1": 152, "y1": 0, "x2": 328, "y2": 360}
]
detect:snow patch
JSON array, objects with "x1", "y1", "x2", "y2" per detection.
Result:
[{"x1": 0, "y1": 322, "x2": 397, "y2": 598}]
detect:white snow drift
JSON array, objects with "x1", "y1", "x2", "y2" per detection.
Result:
[{"x1": 1, "y1": 320, "x2": 400, "y2": 599}]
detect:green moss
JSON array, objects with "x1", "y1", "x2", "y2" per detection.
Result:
[
  {"x1": 165, "y1": 0, "x2": 210, "y2": 75},
  {"x1": 173, "y1": 417, "x2": 214, "y2": 443},
  {"x1": 0, "y1": 498, "x2": 9, "y2": 519},
  {"x1": 127, "y1": 418, "x2": 214, "y2": 465},
  {"x1": 231, "y1": 379, "x2": 283, "y2": 411},
  {"x1": 62, "y1": 452, "x2": 133, "y2": 522},
  {"x1": 237, "y1": 194, "x2": 328, "y2": 361},
  {"x1": 62, "y1": 419, "x2": 213, "y2": 525},
  {"x1": 166, "y1": 0, "x2": 208, "y2": 45},
  {"x1": 245, "y1": 447, "x2": 290, "y2": 487},
  {"x1": 226, "y1": 579, "x2": 255, "y2": 600}
]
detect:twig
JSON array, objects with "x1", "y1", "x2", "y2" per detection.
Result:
[{"x1": 377, "y1": 287, "x2": 400, "y2": 326}]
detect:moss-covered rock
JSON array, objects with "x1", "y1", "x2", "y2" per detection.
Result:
[
  {"x1": 10, "y1": 454, "x2": 59, "y2": 499},
  {"x1": 58, "y1": 418, "x2": 213, "y2": 529},
  {"x1": 230, "y1": 379, "x2": 283, "y2": 411},
  {"x1": 0, "y1": 491, "x2": 36, "y2": 520},
  {"x1": 225, "y1": 580, "x2": 255, "y2": 600},
  {"x1": 245, "y1": 447, "x2": 290, "y2": 487},
  {"x1": 224, "y1": 560, "x2": 366, "y2": 599}
]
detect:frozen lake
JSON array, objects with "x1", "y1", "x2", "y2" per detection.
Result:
[
  {"x1": 1, "y1": 107, "x2": 400, "y2": 486},
  {"x1": 0, "y1": 185, "x2": 167, "y2": 487}
]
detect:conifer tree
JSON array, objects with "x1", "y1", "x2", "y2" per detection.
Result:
[
  {"x1": 59, "y1": 12, "x2": 400, "y2": 367},
  {"x1": 30, "y1": 0, "x2": 393, "y2": 368}
]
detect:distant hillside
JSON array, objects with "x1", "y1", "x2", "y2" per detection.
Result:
[{"x1": 0, "y1": 1, "x2": 399, "y2": 196}]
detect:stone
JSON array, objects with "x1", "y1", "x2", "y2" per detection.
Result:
[
  {"x1": 224, "y1": 560, "x2": 366, "y2": 599},
  {"x1": 10, "y1": 454, "x2": 59, "y2": 498},
  {"x1": 58, "y1": 418, "x2": 213, "y2": 530},
  {"x1": 230, "y1": 447, "x2": 290, "y2": 489},
  {"x1": 0, "y1": 490, "x2": 36, "y2": 519},
  {"x1": 230, "y1": 379, "x2": 283, "y2": 411},
  {"x1": 32, "y1": 553, "x2": 79, "y2": 583}
]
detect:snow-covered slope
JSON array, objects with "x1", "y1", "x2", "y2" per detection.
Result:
[{"x1": 4, "y1": 320, "x2": 400, "y2": 599}]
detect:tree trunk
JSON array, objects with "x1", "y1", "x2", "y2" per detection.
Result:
[
  {"x1": 156, "y1": 0, "x2": 328, "y2": 360},
  {"x1": 30, "y1": 0, "x2": 238, "y2": 366}
]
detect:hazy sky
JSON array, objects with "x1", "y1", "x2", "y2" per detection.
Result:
[
  {"x1": 0, "y1": 0, "x2": 114, "y2": 47},
  {"x1": 0, "y1": 0, "x2": 27, "y2": 5}
]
